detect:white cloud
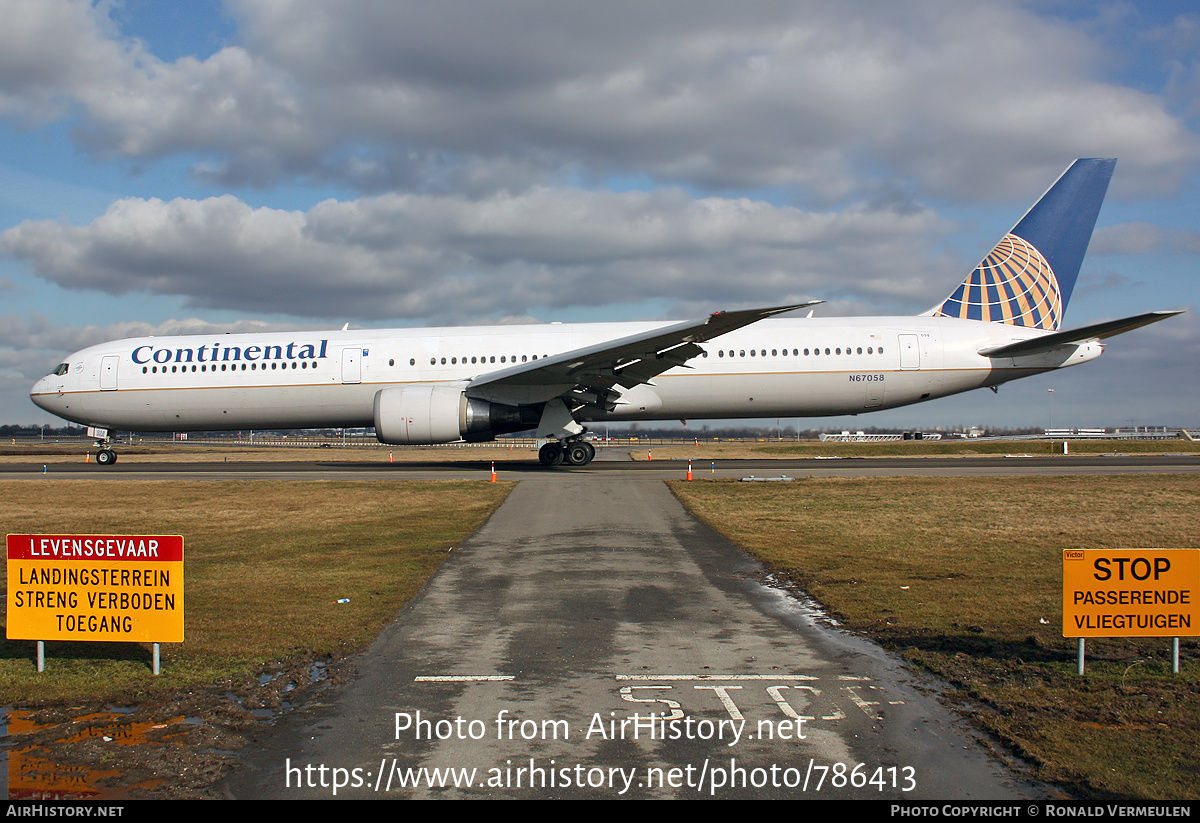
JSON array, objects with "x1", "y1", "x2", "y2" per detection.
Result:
[
  {"x1": 1, "y1": 189, "x2": 954, "y2": 322},
  {"x1": 1, "y1": 0, "x2": 1196, "y2": 197},
  {"x1": 0, "y1": 312, "x2": 294, "y2": 355},
  {"x1": 0, "y1": 0, "x2": 136, "y2": 122}
]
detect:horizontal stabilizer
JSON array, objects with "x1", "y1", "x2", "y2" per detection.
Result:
[{"x1": 978, "y1": 310, "x2": 1182, "y2": 358}]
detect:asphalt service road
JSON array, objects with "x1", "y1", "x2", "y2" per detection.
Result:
[{"x1": 225, "y1": 470, "x2": 1047, "y2": 800}]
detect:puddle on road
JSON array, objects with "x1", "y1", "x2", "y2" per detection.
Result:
[
  {"x1": 0, "y1": 662, "x2": 322, "y2": 798},
  {"x1": 0, "y1": 708, "x2": 195, "y2": 799}
]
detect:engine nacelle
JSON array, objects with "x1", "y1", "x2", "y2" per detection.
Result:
[
  {"x1": 373, "y1": 385, "x2": 540, "y2": 444},
  {"x1": 374, "y1": 385, "x2": 464, "y2": 444}
]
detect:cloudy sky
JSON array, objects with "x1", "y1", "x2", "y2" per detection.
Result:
[{"x1": 2, "y1": 0, "x2": 1197, "y2": 431}]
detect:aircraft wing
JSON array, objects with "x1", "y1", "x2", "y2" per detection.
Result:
[
  {"x1": 978, "y1": 310, "x2": 1182, "y2": 358},
  {"x1": 466, "y1": 302, "x2": 821, "y2": 408}
]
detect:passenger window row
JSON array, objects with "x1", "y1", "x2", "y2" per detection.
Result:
[
  {"x1": 141, "y1": 361, "x2": 319, "y2": 374},
  {"x1": 417, "y1": 354, "x2": 549, "y2": 366},
  {"x1": 717, "y1": 346, "x2": 884, "y2": 358},
  {"x1": 394, "y1": 345, "x2": 887, "y2": 367}
]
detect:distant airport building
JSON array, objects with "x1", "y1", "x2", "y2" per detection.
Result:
[
  {"x1": 1044, "y1": 428, "x2": 1107, "y2": 438},
  {"x1": 819, "y1": 430, "x2": 942, "y2": 442}
]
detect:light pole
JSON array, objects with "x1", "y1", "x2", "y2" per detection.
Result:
[{"x1": 1047, "y1": 388, "x2": 1054, "y2": 433}]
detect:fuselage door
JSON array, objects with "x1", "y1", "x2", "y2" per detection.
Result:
[
  {"x1": 100, "y1": 355, "x2": 119, "y2": 390},
  {"x1": 898, "y1": 334, "x2": 920, "y2": 370},
  {"x1": 341, "y1": 348, "x2": 362, "y2": 384}
]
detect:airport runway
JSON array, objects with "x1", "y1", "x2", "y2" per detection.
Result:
[
  {"x1": 223, "y1": 468, "x2": 1050, "y2": 799},
  {"x1": 4, "y1": 451, "x2": 1199, "y2": 482}
]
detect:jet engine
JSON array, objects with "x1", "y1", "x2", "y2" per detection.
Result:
[{"x1": 373, "y1": 385, "x2": 539, "y2": 444}]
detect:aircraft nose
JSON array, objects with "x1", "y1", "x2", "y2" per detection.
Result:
[{"x1": 30, "y1": 376, "x2": 59, "y2": 413}]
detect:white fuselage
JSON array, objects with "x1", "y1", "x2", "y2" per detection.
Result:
[{"x1": 29, "y1": 314, "x2": 1101, "y2": 434}]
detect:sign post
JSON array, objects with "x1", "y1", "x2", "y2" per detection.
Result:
[
  {"x1": 1062, "y1": 548, "x2": 1198, "y2": 673},
  {"x1": 6, "y1": 534, "x2": 184, "y2": 671}
]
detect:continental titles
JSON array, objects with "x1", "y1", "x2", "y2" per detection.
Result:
[{"x1": 131, "y1": 340, "x2": 329, "y2": 365}]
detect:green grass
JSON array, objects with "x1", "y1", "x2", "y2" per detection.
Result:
[
  {"x1": 0, "y1": 479, "x2": 513, "y2": 703},
  {"x1": 669, "y1": 475, "x2": 1200, "y2": 800}
]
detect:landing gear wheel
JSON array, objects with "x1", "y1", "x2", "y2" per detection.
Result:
[
  {"x1": 538, "y1": 442, "x2": 564, "y2": 467},
  {"x1": 564, "y1": 440, "x2": 594, "y2": 466},
  {"x1": 95, "y1": 449, "x2": 117, "y2": 466}
]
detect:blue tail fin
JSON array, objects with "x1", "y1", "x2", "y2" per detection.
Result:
[{"x1": 931, "y1": 158, "x2": 1115, "y2": 331}]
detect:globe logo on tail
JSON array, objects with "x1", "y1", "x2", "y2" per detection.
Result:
[{"x1": 934, "y1": 234, "x2": 1063, "y2": 331}]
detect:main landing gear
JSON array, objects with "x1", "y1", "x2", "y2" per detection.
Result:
[{"x1": 538, "y1": 438, "x2": 596, "y2": 467}]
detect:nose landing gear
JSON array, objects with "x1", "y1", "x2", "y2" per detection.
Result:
[{"x1": 91, "y1": 431, "x2": 118, "y2": 466}]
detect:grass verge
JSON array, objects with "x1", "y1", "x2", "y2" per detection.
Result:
[
  {"x1": 0, "y1": 479, "x2": 513, "y2": 703},
  {"x1": 668, "y1": 475, "x2": 1200, "y2": 800}
]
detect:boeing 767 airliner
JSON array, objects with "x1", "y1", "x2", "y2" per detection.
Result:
[{"x1": 30, "y1": 159, "x2": 1180, "y2": 467}]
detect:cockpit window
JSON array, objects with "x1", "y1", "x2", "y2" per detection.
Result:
[{"x1": 53, "y1": 363, "x2": 69, "y2": 376}]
